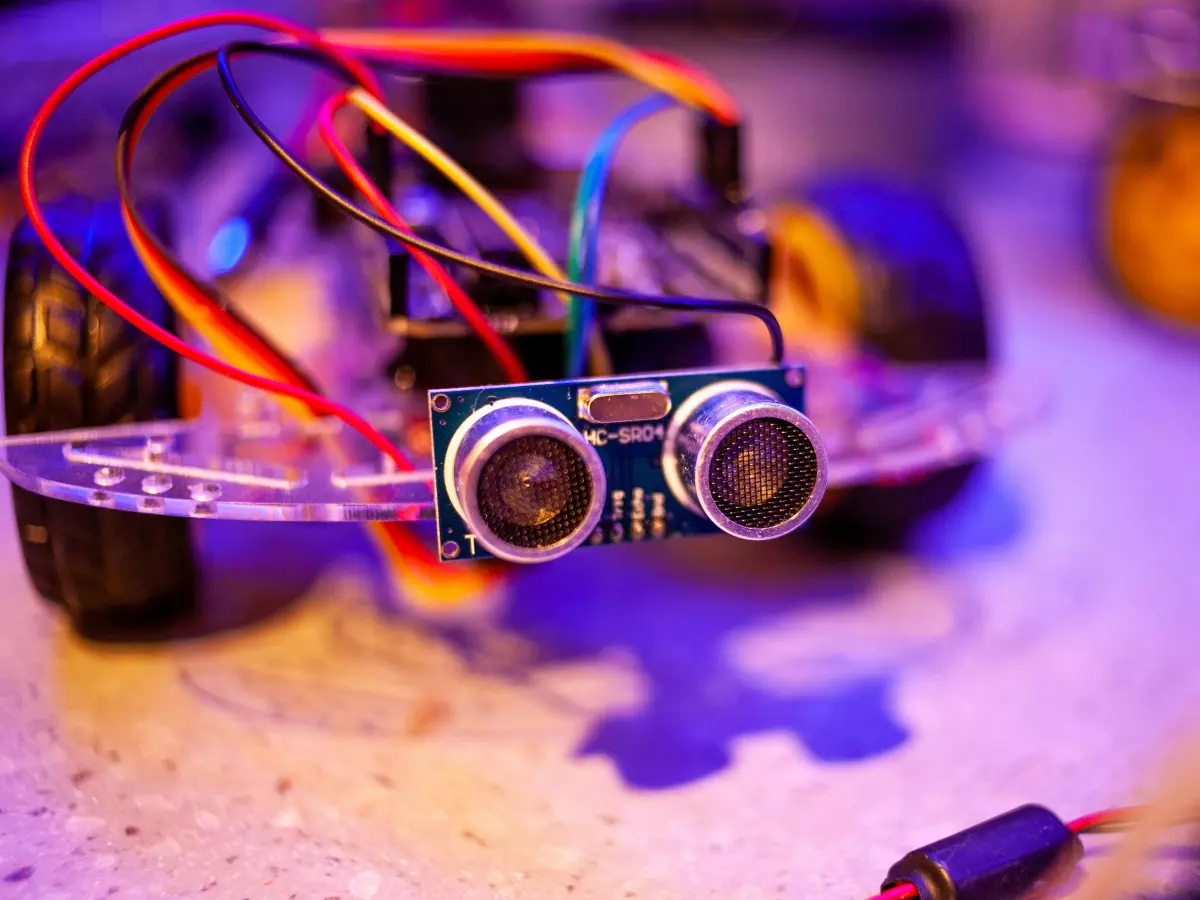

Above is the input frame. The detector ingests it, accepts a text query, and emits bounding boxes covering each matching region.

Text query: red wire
[858,806,1169,900]
[21,11,728,480]
[110,49,448,565]
[315,92,528,383]
[115,46,525,390]
[866,883,918,900]
[1066,806,1143,834]
[331,42,741,124]
[18,12,413,470]
[120,54,325,395]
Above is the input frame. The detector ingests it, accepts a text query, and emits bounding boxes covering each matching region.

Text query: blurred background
[0,1,1198,898]
[8,0,1200,329]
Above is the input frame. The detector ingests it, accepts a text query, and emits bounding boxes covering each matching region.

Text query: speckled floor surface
[2,11,1200,900]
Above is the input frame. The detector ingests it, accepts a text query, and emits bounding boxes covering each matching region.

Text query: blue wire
[568,93,677,377]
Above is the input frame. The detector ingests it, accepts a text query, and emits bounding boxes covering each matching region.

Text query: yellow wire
[120,30,726,600]
[322,29,740,124]
[347,87,614,375]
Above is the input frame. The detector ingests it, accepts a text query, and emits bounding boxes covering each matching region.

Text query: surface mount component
[429,366,827,563]
[577,380,671,424]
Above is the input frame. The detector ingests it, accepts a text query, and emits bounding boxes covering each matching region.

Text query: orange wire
[1067,807,1140,834]
[321,34,741,124]
[121,53,526,387]
[114,40,513,591]
[121,64,507,592]
[20,12,424,474]
[121,54,323,393]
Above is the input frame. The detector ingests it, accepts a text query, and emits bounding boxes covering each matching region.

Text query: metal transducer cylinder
[443,399,606,563]
[662,381,828,540]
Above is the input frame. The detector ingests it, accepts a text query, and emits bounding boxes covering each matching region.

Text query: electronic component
[441,398,607,563]
[882,805,1082,900]
[430,366,824,562]
[383,175,770,390]
[422,74,536,189]
[662,380,826,540]
[577,380,671,424]
[700,117,744,203]
[7,8,1019,632]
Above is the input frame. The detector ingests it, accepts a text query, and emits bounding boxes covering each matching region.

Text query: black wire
[115,48,325,394]
[213,40,786,365]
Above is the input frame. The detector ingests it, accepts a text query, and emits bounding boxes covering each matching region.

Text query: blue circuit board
[428,366,806,563]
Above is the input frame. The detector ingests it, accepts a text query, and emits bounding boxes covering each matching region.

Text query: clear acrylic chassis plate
[0,364,1043,523]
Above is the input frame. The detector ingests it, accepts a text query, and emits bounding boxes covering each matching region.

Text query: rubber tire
[4,199,197,639]
[799,175,991,542]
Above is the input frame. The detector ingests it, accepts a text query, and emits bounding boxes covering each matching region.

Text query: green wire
[564,168,596,378]
[564,94,676,377]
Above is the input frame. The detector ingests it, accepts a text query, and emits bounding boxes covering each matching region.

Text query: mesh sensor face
[664,382,828,540]
[476,436,593,549]
[444,399,606,563]
[709,418,821,530]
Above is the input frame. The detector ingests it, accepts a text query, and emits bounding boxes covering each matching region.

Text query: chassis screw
[142,474,173,495]
[144,436,171,461]
[189,482,221,502]
[393,366,416,391]
[94,467,125,487]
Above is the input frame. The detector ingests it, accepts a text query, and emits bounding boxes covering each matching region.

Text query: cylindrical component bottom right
[883,804,1082,900]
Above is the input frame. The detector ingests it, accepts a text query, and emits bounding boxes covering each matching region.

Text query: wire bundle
[19,9,781,602]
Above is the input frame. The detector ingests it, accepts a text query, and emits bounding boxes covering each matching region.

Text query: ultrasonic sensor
[662,381,828,540]
[443,399,606,563]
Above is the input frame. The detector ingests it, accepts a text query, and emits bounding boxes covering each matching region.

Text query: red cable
[864,805,1174,900]
[315,92,528,383]
[120,54,324,395]
[1066,806,1143,834]
[19,12,416,470]
[22,12,726,476]
[865,883,918,900]
[116,48,525,389]
[331,42,741,123]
